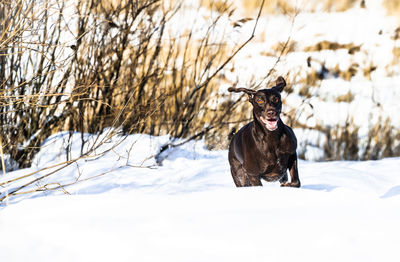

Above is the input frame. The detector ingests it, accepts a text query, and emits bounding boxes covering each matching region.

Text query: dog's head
[228,76,286,131]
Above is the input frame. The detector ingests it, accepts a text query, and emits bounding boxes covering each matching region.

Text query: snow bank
[1,132,400,261]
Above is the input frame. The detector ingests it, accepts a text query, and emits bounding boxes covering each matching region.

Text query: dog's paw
[280,181,301,188]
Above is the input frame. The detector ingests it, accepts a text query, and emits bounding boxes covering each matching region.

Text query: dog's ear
[228,87,256,99]
[271,76,286,93]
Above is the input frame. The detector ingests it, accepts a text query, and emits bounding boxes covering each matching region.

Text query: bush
[0,0,264,169]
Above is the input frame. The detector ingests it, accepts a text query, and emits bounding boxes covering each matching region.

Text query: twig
[0,161,74,202]
[155,125,215,165]
[0,136,8,205]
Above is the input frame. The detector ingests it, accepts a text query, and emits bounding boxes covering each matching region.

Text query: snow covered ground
[1,132,400,262]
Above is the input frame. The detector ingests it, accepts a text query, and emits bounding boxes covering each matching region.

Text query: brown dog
[228,77,300,187]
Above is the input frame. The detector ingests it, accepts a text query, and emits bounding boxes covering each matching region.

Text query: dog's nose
[266,109,276,119]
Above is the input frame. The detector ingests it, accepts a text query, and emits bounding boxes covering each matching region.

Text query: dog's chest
[260,147,282,173]
[250,138,290,175]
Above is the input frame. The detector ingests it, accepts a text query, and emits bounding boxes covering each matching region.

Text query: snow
[1,132,400,262]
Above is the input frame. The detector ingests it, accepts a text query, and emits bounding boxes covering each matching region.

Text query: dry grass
[200,0,233,13]
[241,0,295,15]
[335,91,354,103]
[1,0,266,168]
[262,40,297,56]
[200,0,359,16]
[319,0,359,12]
[240,0,359,15]
[393,46,400,65]
[383,0,400,17]
[304,41,361,53]
[362,117,400,160]
[323,121,360,160]
[363,63,377,80]
[207,0,400,20]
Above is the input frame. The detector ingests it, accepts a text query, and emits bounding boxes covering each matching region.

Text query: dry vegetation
[0,0,265,171]
[1,0,400,178]
[383,0,400,17]
[235,0,359,16]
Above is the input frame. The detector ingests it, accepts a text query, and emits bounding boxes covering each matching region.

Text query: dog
[227,76,300,187]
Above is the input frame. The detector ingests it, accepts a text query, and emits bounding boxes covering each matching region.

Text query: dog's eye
[256,99,264,105]
[271,97,279,103]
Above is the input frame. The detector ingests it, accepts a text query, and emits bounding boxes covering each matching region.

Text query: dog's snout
[266,109,276,119]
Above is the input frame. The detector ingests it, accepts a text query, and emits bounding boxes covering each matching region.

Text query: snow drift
[1,132,400,262]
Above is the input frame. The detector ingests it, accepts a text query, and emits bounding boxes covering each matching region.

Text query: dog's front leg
[233,168,262,187]
[279,172,288,185]
[248,174,262,186]
[281,153,301,188]
[230,162,250,187]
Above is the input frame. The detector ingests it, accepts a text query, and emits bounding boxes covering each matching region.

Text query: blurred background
[1,0,399,170]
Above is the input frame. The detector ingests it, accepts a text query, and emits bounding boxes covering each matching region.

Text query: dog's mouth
[260,116,278,131]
